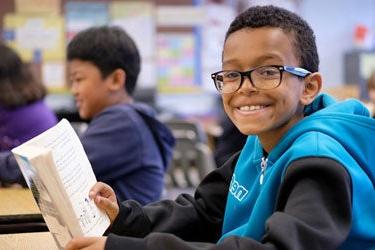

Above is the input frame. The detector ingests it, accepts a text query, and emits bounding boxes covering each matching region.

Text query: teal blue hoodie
[220,94,375,249]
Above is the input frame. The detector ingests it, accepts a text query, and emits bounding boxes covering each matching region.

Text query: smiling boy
[66,6,375,250]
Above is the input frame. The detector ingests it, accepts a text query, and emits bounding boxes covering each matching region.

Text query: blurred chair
[164,119,216,192]
[133,87,157,109]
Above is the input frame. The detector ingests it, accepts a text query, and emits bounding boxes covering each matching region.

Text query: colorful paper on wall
[65,2,109,42]
[3,14,65,62]
[157,33,199,93]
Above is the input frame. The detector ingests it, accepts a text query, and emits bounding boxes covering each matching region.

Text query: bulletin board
[3,14,65,62]
[157,32,196,92]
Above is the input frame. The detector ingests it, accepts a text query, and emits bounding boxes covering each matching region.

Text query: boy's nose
[70,84,78,95]
[239,76,257,92]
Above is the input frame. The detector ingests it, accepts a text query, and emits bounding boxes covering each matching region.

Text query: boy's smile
[68,60,113,120]
[221,27,307,152]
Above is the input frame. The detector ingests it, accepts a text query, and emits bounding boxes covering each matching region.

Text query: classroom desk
[0,232,57,250]
[0,188,39,216]
[0,188,47,233]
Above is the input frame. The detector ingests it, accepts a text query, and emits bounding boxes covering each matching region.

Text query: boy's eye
[71,77,83,83]
[69,77,83,88]
[257,67,279,78]
[224,71,240,80]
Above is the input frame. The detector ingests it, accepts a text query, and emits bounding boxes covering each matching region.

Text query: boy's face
[68,59,113,119]
[221,27,308,148]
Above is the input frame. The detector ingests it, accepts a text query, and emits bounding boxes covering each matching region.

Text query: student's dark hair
[67,25,140,95]
[225,5,319,73]
[0,44,46,108]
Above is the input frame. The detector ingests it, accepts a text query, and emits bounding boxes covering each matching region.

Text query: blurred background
[0,0,374,124]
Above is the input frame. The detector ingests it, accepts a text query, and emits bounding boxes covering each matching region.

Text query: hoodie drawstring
[260,157,268,185]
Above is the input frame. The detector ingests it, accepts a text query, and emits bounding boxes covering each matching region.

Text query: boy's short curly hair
[67,26,140,95]
[225,5,319,73]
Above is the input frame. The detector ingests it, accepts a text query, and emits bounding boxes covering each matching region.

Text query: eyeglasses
[211,65,311,94]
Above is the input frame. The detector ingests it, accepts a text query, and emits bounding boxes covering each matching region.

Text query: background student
[66,5,375,250]
[67,26,175,204]
[0,43,57,186]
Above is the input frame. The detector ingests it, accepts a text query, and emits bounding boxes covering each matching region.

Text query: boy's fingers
[65,237,97,249]
[95,195,117,211]
[89,182,109,199]
[95,196,119,222]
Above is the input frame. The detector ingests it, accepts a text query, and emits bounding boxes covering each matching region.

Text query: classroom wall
[301,0,375,87]
[1,0,375,117]
[2,0,374,89]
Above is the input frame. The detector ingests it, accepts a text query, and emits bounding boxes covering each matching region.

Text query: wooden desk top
[0,232,57,250]
[0,188,40,216]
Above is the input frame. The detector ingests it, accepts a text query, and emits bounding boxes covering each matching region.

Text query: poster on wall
[65,2,109,42]
[3,14,65,62]
[157,32,200,93]
[3,14,66,90]
[110,1,155,59]
[201,3,236,92]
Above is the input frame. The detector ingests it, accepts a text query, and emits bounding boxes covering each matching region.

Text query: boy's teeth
[239,105,263,111]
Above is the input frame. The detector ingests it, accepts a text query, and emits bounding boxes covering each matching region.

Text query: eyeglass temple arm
[283,66,311,77]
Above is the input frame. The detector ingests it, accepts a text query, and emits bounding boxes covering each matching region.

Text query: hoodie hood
[131,103,175,170]
[271,93,375,186]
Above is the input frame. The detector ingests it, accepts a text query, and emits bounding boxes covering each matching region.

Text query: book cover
[12,119,110,249]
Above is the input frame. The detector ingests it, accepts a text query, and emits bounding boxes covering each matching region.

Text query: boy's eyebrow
[255,54,283,62]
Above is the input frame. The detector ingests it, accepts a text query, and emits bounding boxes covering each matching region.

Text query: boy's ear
[107,69,126,91]
[301,72,322,105]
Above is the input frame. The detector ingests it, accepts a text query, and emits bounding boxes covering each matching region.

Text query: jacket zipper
[259,157,268,185]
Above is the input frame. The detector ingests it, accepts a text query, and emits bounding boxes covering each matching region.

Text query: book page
[13,119,110,236]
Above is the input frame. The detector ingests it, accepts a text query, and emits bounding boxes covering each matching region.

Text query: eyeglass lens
[214,66,282,93]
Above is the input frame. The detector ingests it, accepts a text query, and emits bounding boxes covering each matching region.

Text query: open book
[11,119,110,249]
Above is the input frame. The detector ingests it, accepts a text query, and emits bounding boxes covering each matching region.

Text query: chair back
[164,119,216,189]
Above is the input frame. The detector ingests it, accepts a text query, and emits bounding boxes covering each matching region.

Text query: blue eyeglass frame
[282,66,311,77]
[211,65,312,92]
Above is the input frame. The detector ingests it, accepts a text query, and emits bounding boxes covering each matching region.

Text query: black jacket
[105,152,352,250]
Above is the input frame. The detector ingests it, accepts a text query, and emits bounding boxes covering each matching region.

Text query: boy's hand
[89,182,119,223]
[65,236,106,250]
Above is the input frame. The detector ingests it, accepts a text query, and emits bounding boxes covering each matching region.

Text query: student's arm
[0,151,24,185]
[80,107,144,180]
[102,157,351,250]
[108,152,239,242]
